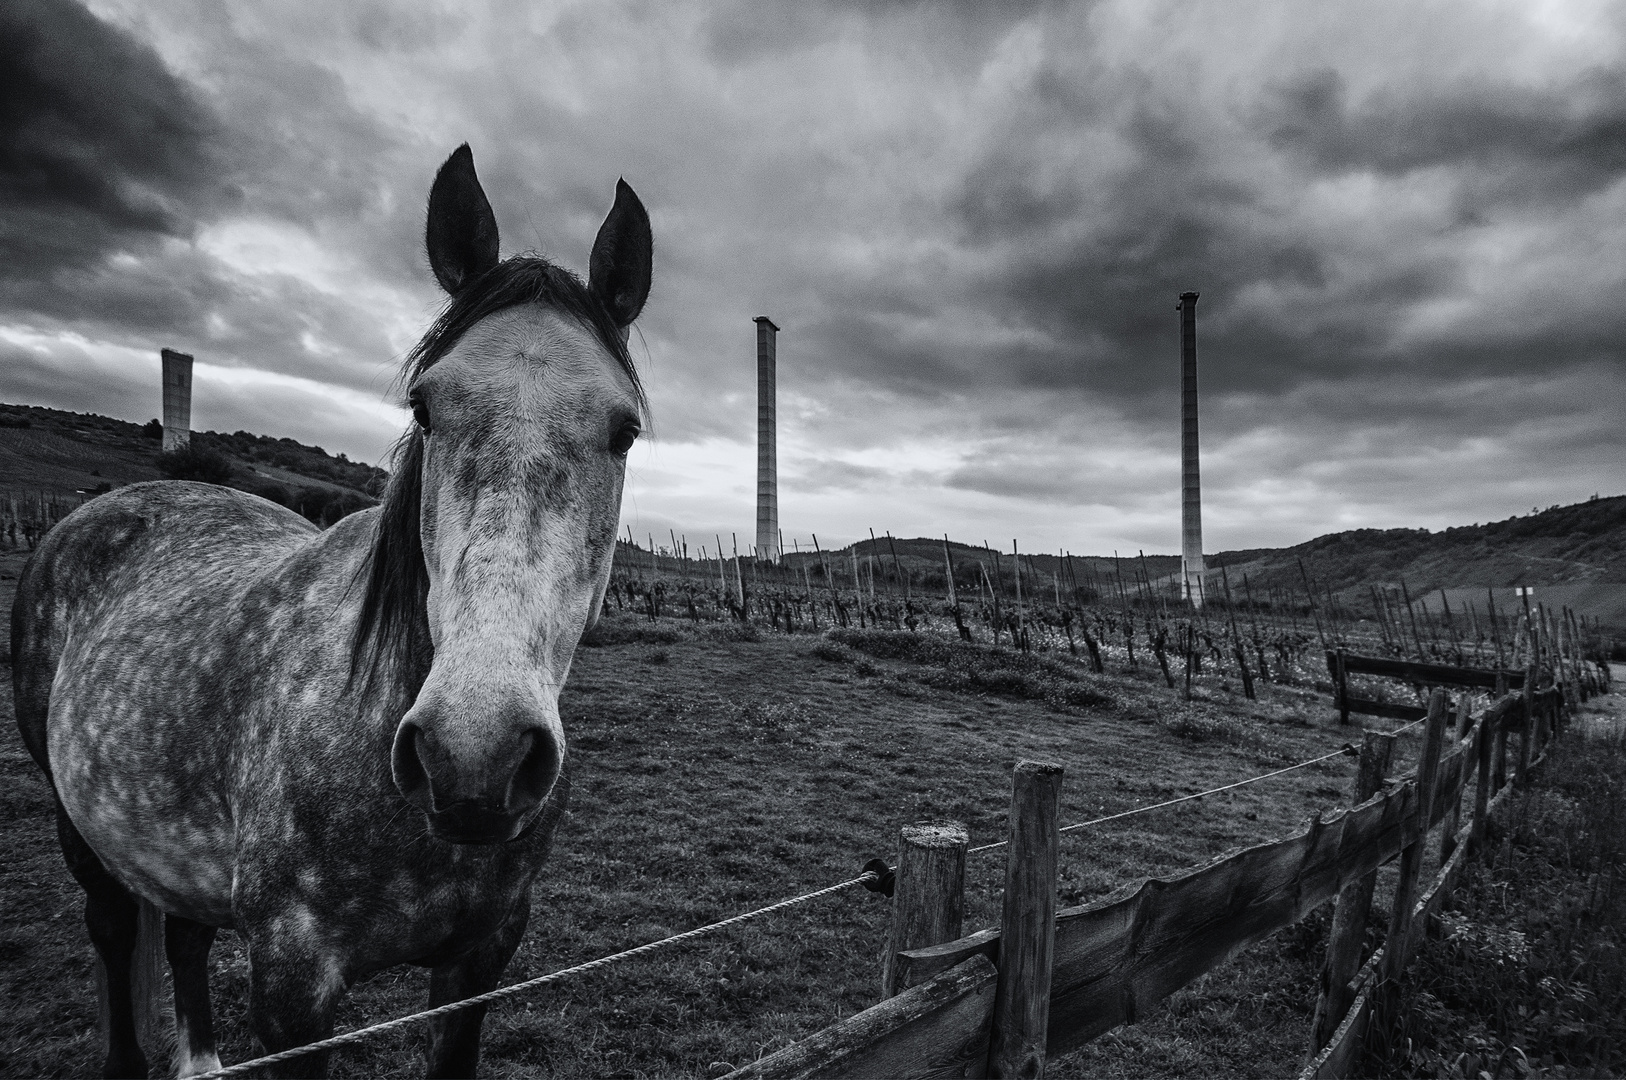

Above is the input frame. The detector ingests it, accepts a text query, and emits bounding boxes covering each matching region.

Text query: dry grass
[0,590,1474,1079]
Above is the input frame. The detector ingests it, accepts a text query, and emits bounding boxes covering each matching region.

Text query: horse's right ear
[426,144,499,295]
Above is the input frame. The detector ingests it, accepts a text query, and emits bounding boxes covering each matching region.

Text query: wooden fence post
[1336,650,1350,726]
[884,821,970,999]
[1437,700,1474,907]
[1381,689,1448,983]
[97,896,166,1067]
[1472,704,1495,863]
[1308,729,1396,1055]
[1492,710,1509,797]
[988,761,1063,1080]
[1516,664,1535,788]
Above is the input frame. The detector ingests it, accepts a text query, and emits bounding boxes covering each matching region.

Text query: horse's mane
[348,256,645,696]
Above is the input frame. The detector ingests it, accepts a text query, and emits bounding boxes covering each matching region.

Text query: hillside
[4,399,1622,625]
[0,402,385,527]
[1210,495,1626,591]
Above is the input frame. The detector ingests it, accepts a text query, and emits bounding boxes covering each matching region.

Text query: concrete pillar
[161,348,193,452]
[754,316,779,564]
[1177,293,1204,607]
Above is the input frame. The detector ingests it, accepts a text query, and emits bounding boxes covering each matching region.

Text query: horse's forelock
[348,255,645,695]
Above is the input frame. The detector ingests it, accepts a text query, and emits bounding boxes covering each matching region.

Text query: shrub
[141,419,162,439]
[824,627,1113,710]
[810,641,853,663]
[156,443,233,485]
[1164,712,1253,745]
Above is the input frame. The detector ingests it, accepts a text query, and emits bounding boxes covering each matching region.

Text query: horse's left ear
[426,144,500,295]
[589,179,652,328]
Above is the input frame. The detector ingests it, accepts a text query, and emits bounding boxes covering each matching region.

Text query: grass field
[1,541,1543,1079]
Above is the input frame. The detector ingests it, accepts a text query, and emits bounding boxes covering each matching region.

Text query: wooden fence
[724,680,1569,1079]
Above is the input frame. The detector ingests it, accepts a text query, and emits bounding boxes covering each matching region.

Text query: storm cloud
[1,0,1622,555]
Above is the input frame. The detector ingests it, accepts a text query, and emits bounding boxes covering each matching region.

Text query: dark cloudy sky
[3,0,1623,555]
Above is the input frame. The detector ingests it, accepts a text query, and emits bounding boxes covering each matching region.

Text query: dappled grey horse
[12,144,651,1078]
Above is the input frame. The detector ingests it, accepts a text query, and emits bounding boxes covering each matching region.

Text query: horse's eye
[610,423,639,456]
[410,395,431,434]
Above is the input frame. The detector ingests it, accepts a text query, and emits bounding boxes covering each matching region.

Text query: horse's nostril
[507,728,561,813]
[390,722,431,807]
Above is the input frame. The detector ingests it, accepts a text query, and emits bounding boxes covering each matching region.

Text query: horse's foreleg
[243,932,349,1079]
[56,805,149,1080]
[164,915,220,1077]
[425,897,531,1079]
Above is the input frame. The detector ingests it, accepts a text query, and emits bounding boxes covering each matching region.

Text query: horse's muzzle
[390,717,562,845]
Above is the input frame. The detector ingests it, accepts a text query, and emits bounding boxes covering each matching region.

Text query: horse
[11,143,651,1078]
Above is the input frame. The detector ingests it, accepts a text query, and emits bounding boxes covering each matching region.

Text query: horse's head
[369,144,650,844]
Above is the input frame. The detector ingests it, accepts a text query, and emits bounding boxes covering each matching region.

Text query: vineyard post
[1309,728,1396,1055]
[1400,579,1423,660]
[1381,689,1448,984]
[1487,588,1505,670]
[988,761,1062,1080]
[1297,559,1327,652]
[882,822,970,999]
[1243,573,1268,681]
[851,544,863,628]
[1011,540,1026,648]
[1219,566,1254,699]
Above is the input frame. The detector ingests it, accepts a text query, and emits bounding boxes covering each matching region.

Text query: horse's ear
[426,144,499,295]
[588,178,652,327]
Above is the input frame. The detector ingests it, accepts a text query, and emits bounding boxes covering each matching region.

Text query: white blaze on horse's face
[389,144,650,845]
[395,308,635,843]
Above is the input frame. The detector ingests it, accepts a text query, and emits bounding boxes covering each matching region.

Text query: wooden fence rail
[727,680,1568,1080]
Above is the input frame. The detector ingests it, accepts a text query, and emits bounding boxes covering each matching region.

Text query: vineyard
[600,535,1619,696]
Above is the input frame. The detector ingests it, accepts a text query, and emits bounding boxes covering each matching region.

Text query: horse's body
[12,145,651,1078]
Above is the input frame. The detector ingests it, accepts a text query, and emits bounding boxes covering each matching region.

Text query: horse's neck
[305,507,434,710]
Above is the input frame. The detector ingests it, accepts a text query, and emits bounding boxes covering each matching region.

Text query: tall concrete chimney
[754,316,780,563]
[161,348,194,452]
[1177,292,1204,607]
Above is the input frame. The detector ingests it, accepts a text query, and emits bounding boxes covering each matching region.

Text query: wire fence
[188,731,1374,1078]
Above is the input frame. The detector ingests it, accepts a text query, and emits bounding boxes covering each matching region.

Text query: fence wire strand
[190,712,1430,1075]
[968,743,1358,856]
[191,871,878,1080]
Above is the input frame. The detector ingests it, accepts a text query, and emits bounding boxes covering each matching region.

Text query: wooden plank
[1307,725,1546,1079]
[722,956,998,1080]
[1043,775,1435,1055]
[1328,650,1525,690]
[894,698,1515,1060]
[1341,696,1427,722]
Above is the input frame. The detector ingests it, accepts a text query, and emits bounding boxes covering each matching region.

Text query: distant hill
[1209,496,1626,591]
[0,402,386,527]
[6,400,1621,629]
[644,498,1626,632]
